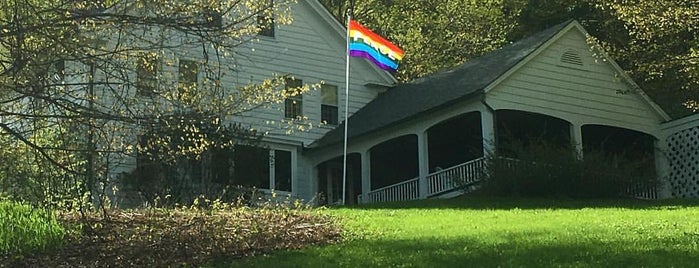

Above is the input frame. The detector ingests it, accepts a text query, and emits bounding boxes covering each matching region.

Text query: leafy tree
[0,0,302,207]
[592,0,699,117]
[320,0,522,82]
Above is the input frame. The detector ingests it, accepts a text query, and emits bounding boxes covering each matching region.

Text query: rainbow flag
[348,19,404,72]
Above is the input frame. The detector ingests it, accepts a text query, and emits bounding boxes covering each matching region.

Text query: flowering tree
[0,0,302,207]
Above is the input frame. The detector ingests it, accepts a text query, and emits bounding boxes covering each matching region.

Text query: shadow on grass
[215,233,699,267]
[341,196,699,210]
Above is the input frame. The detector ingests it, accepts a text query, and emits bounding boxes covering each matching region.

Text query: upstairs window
[321,84,339,125]
[257,0,275,37]
[284,77,303,119]
[52,59,65,82]
[177,59,198,96]
[136,53,159,96]
[200,9,222,28]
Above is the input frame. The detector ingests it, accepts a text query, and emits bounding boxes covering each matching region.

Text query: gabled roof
[309,20,573,149]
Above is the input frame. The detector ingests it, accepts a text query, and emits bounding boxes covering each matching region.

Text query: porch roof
[308,20,572,150]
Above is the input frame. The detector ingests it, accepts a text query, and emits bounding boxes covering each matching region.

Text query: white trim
[269,149,276,190]
[661,112,699,131]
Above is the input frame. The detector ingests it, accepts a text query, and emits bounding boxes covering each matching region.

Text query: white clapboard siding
[486,28,664,136]
[227,0,388,146]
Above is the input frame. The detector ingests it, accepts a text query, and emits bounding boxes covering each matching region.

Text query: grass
[0,201,65,257]
[216,197,699,267]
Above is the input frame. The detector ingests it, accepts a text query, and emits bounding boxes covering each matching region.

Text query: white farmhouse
[101,0,699,206]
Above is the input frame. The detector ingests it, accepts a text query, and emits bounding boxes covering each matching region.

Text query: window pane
[321,84,338,105]
[284,78,303,118]
[321,84,338,124]
[178,59,198,93]
[257,0,275,37]
[274,150,291,192]
[285,98,302,119]
[321,104,339,125]
[285,77,303,95]
[233,145,270,189]
[137,53,158,96]
[201,10,222,28]
[257,15,275,37]
[210,148,233,184]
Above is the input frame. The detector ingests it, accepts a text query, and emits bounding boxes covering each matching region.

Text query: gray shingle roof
[308,20,572,150]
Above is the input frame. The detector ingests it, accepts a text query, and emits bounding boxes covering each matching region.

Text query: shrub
[0,201,65,257]
[479,141,658,198]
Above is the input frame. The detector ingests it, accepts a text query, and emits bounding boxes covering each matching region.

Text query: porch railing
[361,157,487,204]
[365,177,420,203]
[627,182,658,199]
[426,157,486,196]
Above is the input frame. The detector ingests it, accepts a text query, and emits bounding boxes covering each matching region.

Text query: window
[210,147,233,184]
[274,150,292,191]
[257,0,275,37]
[284,78,303,119]
[136,135,159,183]
[233,145,270,188]
[321,84,339,125]
[200,9,222,28]
[52,59,65,81]
[136,53,159,96]
[177,59,198,96]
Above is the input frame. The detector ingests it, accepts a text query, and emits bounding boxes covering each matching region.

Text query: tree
[0,0,302,207]
[319,0,523,82]
[591,1,699,117]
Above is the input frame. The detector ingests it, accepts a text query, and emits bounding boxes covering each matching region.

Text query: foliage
[592,0,699,116]
[479,140,658,198]
[122,110,267,204]
[322,0,699,116]
[220,197,699,267]
[319,0,522,82]
[0,201,65,257]
[3,202,341,267]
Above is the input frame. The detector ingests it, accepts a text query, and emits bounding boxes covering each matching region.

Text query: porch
[310,107,664,205]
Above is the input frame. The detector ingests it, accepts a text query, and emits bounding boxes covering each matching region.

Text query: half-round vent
[560,48,583,66]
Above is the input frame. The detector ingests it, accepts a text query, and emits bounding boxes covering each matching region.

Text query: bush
[0,201,65,256]
[480,141,658,198]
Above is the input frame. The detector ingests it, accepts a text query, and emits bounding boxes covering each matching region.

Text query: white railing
[627,182,658,200]
[427,157,486,196]
[365,177,420,203]
[361,157,488,204]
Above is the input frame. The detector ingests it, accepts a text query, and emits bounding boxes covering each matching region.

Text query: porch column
[480,108,496,156]
[570,123,583,159]
[360,150,371,203]
[417,131,429,199]
[654,137,672,199]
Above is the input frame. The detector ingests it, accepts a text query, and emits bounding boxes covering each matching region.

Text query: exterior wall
[99,0,394,203]
[486,28,665,138]
[231,0,391,146]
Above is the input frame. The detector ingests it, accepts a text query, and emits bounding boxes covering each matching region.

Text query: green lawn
[215,197,699,267]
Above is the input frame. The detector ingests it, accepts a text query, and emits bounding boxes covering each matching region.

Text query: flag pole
[342,13,351,206]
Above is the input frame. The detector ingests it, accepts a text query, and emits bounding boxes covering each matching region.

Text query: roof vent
[560,48,583,66]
